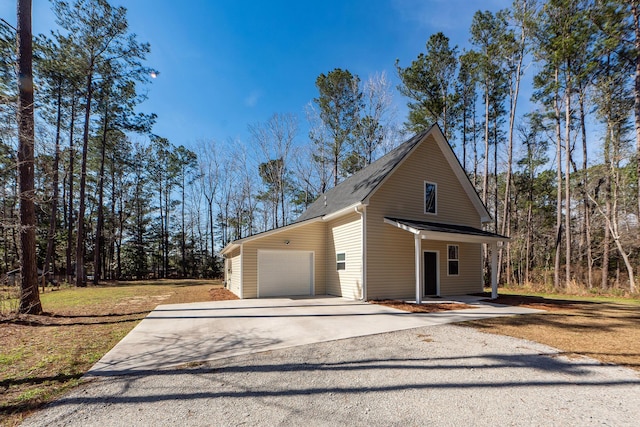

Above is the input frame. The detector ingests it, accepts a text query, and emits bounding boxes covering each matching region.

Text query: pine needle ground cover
[0,279,231,426]
[370,300,475,312]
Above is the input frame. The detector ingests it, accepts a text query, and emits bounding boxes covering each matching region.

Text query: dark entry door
[424,252,437,296]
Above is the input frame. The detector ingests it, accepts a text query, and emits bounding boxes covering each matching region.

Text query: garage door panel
[258,250,313,297]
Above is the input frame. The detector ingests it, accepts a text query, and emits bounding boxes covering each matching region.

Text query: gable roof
[296,124,491,223]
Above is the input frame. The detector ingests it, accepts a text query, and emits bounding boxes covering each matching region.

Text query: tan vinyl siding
[366,224,416,300]
[421,240,482,295]
[366,135,483,299]
[368,134,481,228]
[326,212,362,298]
[241,221,326,298]
[226,248,242,298]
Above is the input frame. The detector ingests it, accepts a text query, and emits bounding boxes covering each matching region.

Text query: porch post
[491,242,498,299]
[415,234,421,304]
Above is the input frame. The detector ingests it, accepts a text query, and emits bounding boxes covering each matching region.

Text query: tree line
[394,0,639,293]
[0,0,397,300]
[2,0,639,314]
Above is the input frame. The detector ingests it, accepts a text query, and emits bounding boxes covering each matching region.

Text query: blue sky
[2,0,513,149]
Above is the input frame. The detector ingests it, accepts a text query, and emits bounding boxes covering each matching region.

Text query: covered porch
[384,217,510,303]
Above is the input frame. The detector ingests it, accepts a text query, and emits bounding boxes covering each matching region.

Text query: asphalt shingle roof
[384,217,508,240]
[296,127,433,222]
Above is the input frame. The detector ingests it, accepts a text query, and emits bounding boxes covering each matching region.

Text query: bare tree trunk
[109,157,117,280]
[613,241,636,292]
[208,197,214,273]
[554,67,563,290]
[17,0,42,314]
[579,93,593,288]
[473,112,478,187]
[158,183,165,278]
[116,181,124,279]
[164,176,170,276]
[493,115,498,234]
[76,63,94,287]
[66,95,76,284]
[503,6,527,285]
[632,2,640,231]
[462,97,467,172]
[333,150,339,188]
[611,126,636,292]
[181,173,186,277]
[602,130,612,290]
[589,188,635,292]
[564,70,572,287]
[482,89,490,205]
[525,198,533,285]
[44,80,63,290]
[94,101,109,285]
[280,176,286,227]
[2,197,9,272]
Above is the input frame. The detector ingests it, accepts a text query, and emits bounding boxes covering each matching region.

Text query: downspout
[239,244,244,299]
[355,206,367,301]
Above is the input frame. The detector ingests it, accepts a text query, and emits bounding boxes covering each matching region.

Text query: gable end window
[447,245,459,276]
[424,182,437,214]
[336,252,346,271]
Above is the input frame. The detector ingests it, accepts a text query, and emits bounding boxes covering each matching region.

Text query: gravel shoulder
[22,324,640,427]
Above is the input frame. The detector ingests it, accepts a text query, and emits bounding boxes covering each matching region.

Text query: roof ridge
[295,126,434,222]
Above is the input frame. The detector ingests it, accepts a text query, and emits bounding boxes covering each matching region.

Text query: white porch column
[491,242,498,299]
[415,234,422,304]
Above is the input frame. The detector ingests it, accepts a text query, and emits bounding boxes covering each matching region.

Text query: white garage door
[258,250,314,297]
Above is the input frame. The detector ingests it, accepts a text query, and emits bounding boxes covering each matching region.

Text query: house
[221,125,508,302]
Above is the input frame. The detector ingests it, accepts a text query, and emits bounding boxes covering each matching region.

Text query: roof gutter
[322,202,366,222]
[220,242,240,256]
[220,217,324,255]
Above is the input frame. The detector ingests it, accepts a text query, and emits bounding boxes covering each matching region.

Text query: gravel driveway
[22,324,640,426]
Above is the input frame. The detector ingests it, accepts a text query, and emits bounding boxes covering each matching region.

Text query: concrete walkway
[88,296,542,376]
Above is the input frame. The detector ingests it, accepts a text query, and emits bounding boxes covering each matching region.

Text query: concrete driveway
[88,296,540,376]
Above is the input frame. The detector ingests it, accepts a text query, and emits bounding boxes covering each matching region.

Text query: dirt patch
[481,295,592,311]
[209,288,239,301]
[370,300,475,313]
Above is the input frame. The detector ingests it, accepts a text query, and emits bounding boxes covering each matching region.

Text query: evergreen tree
[470,9,510,211]
[313,68,363,187]
[396,32,459,138]
[52,0,150,286]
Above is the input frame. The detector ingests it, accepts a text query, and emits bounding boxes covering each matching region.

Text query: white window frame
[336,252,346,271]
[424,181,437,215]
[447,245,459,276]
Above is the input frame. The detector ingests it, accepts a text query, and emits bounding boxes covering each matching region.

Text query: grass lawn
[464,289,640,372]
[0,279,230,427]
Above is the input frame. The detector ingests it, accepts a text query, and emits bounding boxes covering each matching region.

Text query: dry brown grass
[0,279,228,427]
[370,299,475,313]
[466,294,640,372]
